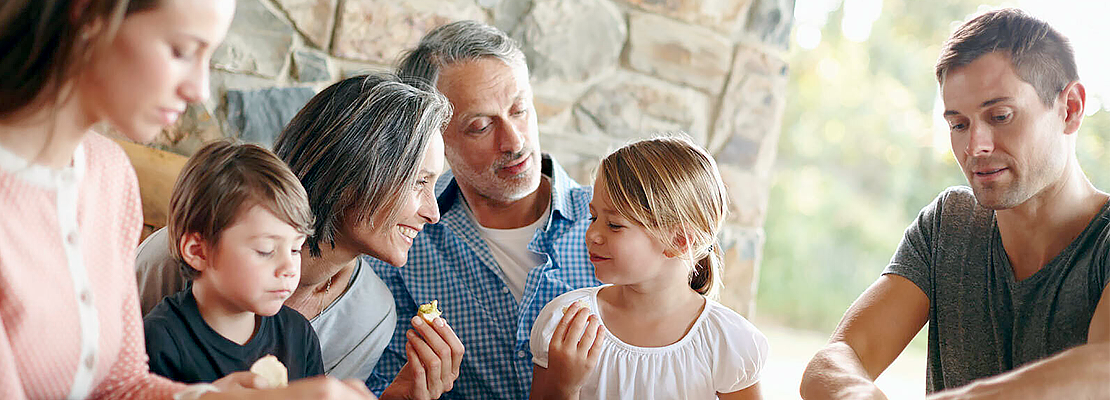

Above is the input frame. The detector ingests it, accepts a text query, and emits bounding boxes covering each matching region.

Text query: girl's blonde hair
[599,135,729,299]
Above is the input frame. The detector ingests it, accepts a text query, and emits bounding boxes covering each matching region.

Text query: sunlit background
[755,1,1109,398]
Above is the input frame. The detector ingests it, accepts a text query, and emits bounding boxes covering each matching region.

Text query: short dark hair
[936,8,1078,106]
[272,73,451,257]
[168,140,314,280]
[396,20,525,87]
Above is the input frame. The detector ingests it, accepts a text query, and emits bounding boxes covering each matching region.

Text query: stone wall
[147,0,795,317]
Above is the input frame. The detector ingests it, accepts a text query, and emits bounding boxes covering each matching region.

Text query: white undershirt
[465,202,551,301]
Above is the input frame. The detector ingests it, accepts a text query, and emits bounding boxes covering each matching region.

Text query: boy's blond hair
[599,135,729,299]
[167,140,314,280]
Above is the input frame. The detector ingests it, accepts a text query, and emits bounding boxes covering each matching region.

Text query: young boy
[143,140,323,384]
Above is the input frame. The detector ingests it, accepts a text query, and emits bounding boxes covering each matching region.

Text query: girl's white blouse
[531,285,769,399]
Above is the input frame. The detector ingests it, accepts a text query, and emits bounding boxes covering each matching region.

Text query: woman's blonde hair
[599,135,729,299]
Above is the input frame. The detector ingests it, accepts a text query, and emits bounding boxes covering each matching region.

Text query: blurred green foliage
[758,0,1110,335]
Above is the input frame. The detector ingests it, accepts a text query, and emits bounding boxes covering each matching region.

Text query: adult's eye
[467,122,491,134]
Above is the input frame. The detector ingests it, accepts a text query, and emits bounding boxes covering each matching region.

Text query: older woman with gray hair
[135,73,465,399]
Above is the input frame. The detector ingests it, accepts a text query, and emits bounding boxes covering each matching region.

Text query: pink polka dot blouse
[0,133,184,399]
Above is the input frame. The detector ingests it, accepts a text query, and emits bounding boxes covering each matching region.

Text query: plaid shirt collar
[434,153,587,229]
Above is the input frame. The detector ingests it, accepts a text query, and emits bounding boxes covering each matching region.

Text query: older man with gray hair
[366,21,600,400]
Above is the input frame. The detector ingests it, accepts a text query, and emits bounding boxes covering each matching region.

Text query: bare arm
[531,365,579,400]
[925,342,1109,400]
[799,275,930,400]
[199,376,378,400]
[718,382,763,400]
[926,282,1110,400]
[1089,282,1110,343]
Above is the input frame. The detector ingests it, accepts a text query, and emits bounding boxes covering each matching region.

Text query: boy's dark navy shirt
[143,287,323,383]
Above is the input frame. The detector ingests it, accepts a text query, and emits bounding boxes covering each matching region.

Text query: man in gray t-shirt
[801,9,1109,400]
[887,186,1107,392]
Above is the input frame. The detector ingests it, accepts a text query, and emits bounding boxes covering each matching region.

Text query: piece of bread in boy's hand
[249,354,288,388]
[561,299,589,314]
[418,299,442,323]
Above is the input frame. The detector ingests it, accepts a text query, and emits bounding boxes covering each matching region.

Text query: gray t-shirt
[884,186,1109,392]
[134,227,397,381]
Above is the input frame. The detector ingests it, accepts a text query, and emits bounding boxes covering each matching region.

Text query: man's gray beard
[478,171,540,203]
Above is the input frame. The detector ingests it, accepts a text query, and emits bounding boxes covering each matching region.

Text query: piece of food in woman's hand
[250,354,288,388]
[561,299,589,314]
[418,300,442,322]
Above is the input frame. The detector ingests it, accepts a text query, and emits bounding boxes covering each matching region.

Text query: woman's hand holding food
[380,301,465,400]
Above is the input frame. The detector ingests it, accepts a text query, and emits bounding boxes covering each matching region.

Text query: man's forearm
[928,342,1110,400]
[800,342,889,400]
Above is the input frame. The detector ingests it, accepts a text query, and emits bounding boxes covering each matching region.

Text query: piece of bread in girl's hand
[418,300,442,323]
[249,354,288,388]
[561,299,589,314]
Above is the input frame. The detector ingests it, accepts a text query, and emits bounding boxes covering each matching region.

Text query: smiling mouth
[397,225,419,240]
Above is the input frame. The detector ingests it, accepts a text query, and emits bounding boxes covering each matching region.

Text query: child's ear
[664,229,690,259]
[179,232,211,271]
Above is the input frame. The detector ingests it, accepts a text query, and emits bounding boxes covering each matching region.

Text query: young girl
[529,136,769,399]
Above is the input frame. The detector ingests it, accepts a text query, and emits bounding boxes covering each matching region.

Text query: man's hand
[534,300,604,400]
[380,315,465,400]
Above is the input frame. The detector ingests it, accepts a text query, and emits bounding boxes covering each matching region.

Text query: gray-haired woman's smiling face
[343,132,445,267]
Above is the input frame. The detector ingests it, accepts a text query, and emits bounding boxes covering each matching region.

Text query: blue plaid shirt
[366,155,600,399]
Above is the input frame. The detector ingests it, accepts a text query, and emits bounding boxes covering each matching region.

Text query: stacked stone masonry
[147,0,794,317]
